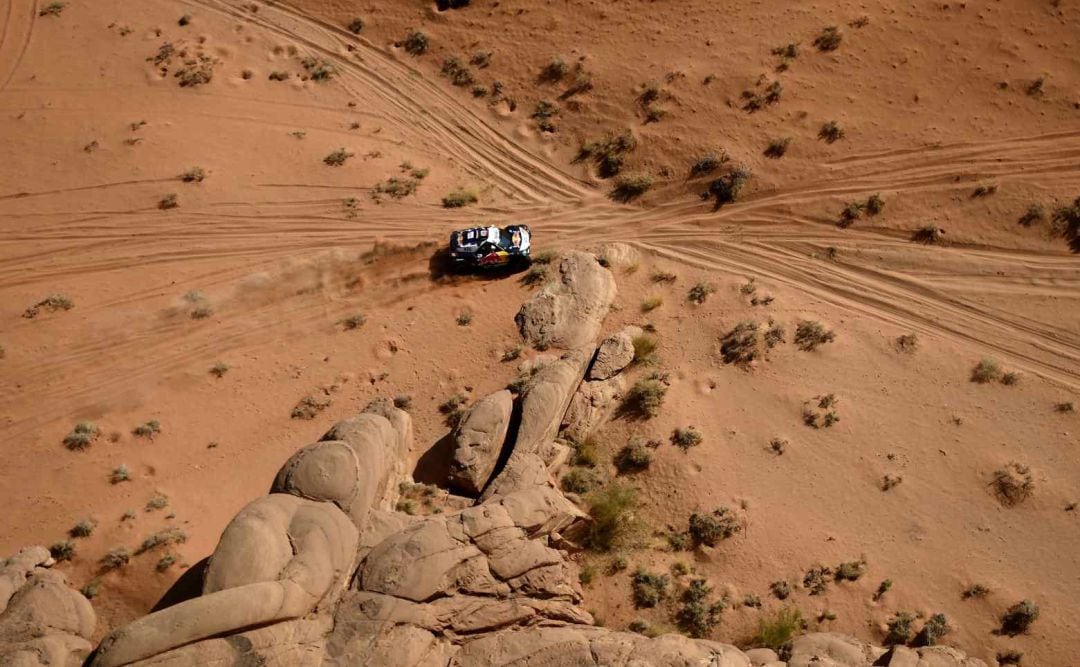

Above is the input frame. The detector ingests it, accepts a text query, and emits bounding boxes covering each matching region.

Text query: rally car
[448,224,531,268]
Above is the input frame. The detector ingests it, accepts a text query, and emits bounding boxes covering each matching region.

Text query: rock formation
[0,252,989,667]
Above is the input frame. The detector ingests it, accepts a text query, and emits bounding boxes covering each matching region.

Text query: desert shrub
[651,269,677,283]
[631,335,657,365]
[1055,401,1075,413]
[100,548,131,571]
[667,532,692,551]
[772,43,798,59]
[803,565,832,595]
[1050,197,1080,249]
[292,393,330,420]
[962,583,990,600]
[40,2,65,16]
[912,224,945,244]
[1000,600,1039,636]
[706,166,751,206]
[156,553,178,572]
[671,561,691,576]
[395,499,417,515]
[456,311,473,326]
[145,492,169,511]
[676,578,725,638]
[324,148,353,167]
[770,580,792,600]
[341,314,366,330]
[687,282,715,304]
[50,541,75,561]
[561,467,602,494]
[631,569,670,607]
[210,361,230,377]
[764,137,791,158]
[402,31,428,55]
[577,131,637,178]
[347,17,364,33]
[1018,204,1045,227]
[612,174,653,202]
[158,193,179,210]
[1026,77,1045,96]
[390,395,412,411]
[81,579,101,599]
[69,519,97,538]
[1001,371,1020,386]
[914,613,950,646]
[760,323,783,349]
[607,556,629,574]
[720,321,761,365]
[819,120,844,143]
[641,296,663,312]
[972,183,998,198]
[578,564,596,585]
[991,462,1033,507]
[881,474,903,491]
[838,201,863,228]
[671,426,702,450]
[571,436,600,467]
[813,26,842,51]
[531,99,559,131]
[997,651,1023,665]
[132,419,161,439]
[769,437,787,455]
[794,321,835,351]
[622,376,667,418]
[614,441,652,474]
[111,465,131,484]
[540,56,570,82]
[743,593,762,608]
[754,607,803,650]
[501,345,523,362]
[874,579,893,601]
[268,71,289,81]
[688,507,741,546]
[64,422,100,451]
[834,559,866,582]
[181,167,205,183]
[136,527,187,555]
[520,265,547,286]
[690,152,728,176]
[439,393,469,427]
[971,358,1001,383]
[442,189,478,208]
[440,57,475,87]
[885,611,916,645]
[584,482,642,552]
[895,333,919,353]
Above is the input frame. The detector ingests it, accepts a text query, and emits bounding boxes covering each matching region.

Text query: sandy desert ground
[0,0,1078,663]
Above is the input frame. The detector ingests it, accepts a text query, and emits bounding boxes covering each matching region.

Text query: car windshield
[499,228,515,248]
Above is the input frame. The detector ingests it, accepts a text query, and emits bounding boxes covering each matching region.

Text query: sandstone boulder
[516,251,616,350]
[561,374,625,444]
[448,390,513,495]
[591,242,640,270]
[589,325,641,381]
[513,346,592,460]
[878,645,990,667]
[787,632,886,667]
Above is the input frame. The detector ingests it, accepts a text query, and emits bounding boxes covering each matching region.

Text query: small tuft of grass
[291,393,331,420]
[100,547,131,571]
[881,474,903,491]
[132,419,162,439]
[834,558,867,582]
[972,183,998,198]
[268,71,289,81]
[570,437,600,467]
[963,583,990,600]
[341,313,366,330]
[612,174,653,202]
[520,264,547,286]
[584,481,643,552]
[502,345,523,362]
[560,467,602,494]
[991,462,1033,507]
[997,651,1024,666]
[671,426,702,450]
[971,358,1002,383]
[576,130,637,178]
[145,492,169,511]
[39,2,66,17]
[895,333,919,353]
[324,148,353,166]
[621,376,667,419]
[111,464,131,484]
[874,579,893,601]
[158,194,179,210]
[705,166,751,207]
[885,611,916,645]
[912,224,945,244]
[540,56,570,82]
[81,579,101,599]
[439,392,469,427]
[1000,600,1039,636]
[865,193,885,216]
[770,580,792,600]
[794,320,835,351]
[631,569,671,608]
[764,137,791,158]
[210,361,230,377]
[690,152,728,176]
[156,553,178,572]
[614,440,652,474]
[675,578,725,638]
[641,296,663,312]
[813,26,842,51]
[50,540,76,561]
[754,607,803,650]
[64,422,100,451]
[347,18,364,34]
[631,335,657,364]
[69,518,97,538]
[402,31,428,55]
[180,167,206,183]
[819,120,844,143]
[687,282,715,304]
[442,188,478,208]
[651,269,677,283]
[135,527,187,555]
[688,507,741,545]
[1054,401,1075,413]
[803,565,832,595]
[456,311,473,326]
[720,321,762,365]
[1019,204,1046,227]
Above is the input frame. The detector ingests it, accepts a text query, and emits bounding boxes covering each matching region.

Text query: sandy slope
[0,0,1078,662]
